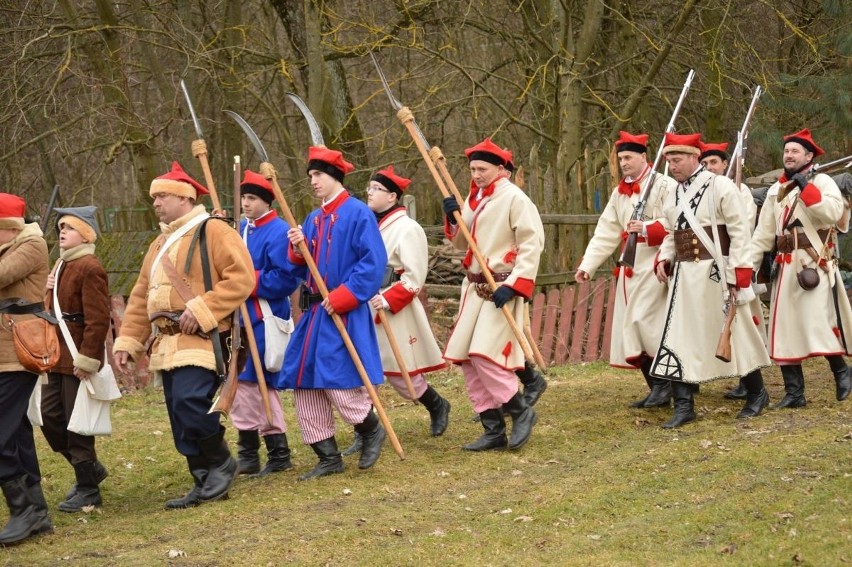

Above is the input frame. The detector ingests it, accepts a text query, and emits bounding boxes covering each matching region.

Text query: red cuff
[653,253,671,276]
[735,267,753,289]
[288,244,306,265]
[383,284,416,314]
[327,285,359,314]
[511,277,535,300]
[645,221,668,247]
[799,183,821,207]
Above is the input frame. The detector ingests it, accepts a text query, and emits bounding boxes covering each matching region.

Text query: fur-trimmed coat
[113,205,255,373]
[0,223,50,373]
[46,246,111,375]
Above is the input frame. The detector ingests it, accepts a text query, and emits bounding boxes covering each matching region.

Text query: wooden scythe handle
[258,161,405,460]
[376,309,418,400]
[394,107,536,365]
[192,139,274,427]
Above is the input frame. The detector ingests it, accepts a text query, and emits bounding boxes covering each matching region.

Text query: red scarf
[617,164,651,196]
[467,178,499,210]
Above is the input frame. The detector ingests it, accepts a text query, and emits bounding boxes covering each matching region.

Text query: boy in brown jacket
[43,206,111,513]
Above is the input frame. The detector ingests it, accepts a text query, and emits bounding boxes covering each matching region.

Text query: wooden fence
[108,276,617,390]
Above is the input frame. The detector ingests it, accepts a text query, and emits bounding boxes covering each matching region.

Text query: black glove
[442,196,461,225]
[792,173,809,190]
[492,285,518,308]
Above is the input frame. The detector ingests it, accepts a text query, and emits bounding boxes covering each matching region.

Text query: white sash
[150,212,209,279]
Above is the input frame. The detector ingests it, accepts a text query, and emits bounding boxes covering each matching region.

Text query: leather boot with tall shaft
[418,385,451,436]
[59,461,102,512]
[643,378,673,408]
[661,382,697,429]
[64,459,108,500]
[463,408,508,451]
[197,428,237,502]
[630,360,655,408]
[503,392,538,449]
[0,475,49,545]
[354,409,386,470]
[298,437,344,481]
[251,434,293,477]
[340,433,362,457]
[26,483,52,535]
[832,366,851,401]
[772,365,806,409]
[236,430,260,474]
[165,455,207,509]
[516,362,548,407]
[737,370,770,419]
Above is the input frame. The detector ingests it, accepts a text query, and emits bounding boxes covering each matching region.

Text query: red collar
[249,209,277,228]
[468,177,504,210]
[321,189,349,215]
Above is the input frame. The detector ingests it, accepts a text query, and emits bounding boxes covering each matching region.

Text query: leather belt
[466,271,511,284]
[299,285,323,310]
[776,228,830,254]
[673,225,730,263]
[149,310,210,339]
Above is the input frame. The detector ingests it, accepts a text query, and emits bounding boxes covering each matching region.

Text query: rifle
[715,130,746,362]
[725,86,762,179]
[40,184,61,233]
[620,69,696,267]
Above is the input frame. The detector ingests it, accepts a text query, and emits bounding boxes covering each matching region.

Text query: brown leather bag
[4,315,60,373]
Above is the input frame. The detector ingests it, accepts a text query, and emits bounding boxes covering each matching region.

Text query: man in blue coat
[232,170,300,477]
[284,146,388,480]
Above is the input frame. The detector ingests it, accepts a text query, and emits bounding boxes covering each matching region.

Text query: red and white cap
[662,133,702,155]
[149,161,209,199]
[0,193,26,230]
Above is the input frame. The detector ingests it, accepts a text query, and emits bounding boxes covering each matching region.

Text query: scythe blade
[286,93,325,147]
[224,110,270,164]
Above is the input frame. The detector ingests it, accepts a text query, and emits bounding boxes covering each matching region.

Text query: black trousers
[0,371,41,484]
[161,366,223,456]
[40,372,97,465]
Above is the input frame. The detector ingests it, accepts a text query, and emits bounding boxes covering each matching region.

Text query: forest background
[1,0,850,273]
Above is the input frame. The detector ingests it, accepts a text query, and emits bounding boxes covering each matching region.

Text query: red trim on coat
[799,183,821,207]
[645,221,668,247]
[327,284,358,314]
[510,277,535,300]
[288,244,306,265]
[383,283,416,314]
[383,361,447,377]
[735,267,753,289]
[252,269,261,296]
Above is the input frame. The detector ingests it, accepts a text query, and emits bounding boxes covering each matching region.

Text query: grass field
[1,361,849,566]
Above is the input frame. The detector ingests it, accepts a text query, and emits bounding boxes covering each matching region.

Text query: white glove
[734,284,756,305]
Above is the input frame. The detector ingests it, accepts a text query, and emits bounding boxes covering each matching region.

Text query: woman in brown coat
[42,206,111,513]
[0,193,52,545]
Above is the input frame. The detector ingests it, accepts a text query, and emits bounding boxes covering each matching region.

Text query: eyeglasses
[366,185,391,194]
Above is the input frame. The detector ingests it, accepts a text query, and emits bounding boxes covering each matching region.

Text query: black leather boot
[772,365,806,409]
[197,428,237,502]
[64,459,108,500]
[642,378,672,408]
[832,366,851,401]
[355,409,386,470]
[340,432,362,457]
[724,378,748,400]
[165,456,207,509]
[630,360,654,408]
[58,461,102,512]
[463,408,508,451]
[0,475,47,545]
[503,392,538,449]
[236,430,261,475]
[516,362,548,407]
[418,385,451,436]
[252,434,293,477]
[737,370,770,419]
[26,482,53,535]
[298,437,344,481]
[661,382,697,429]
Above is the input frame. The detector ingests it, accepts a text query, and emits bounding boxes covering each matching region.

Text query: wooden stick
[523,302,548,372]
[192,142,274,427]
[376,309,418,400]
[258,161,405,460]
[395,107,535,364]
